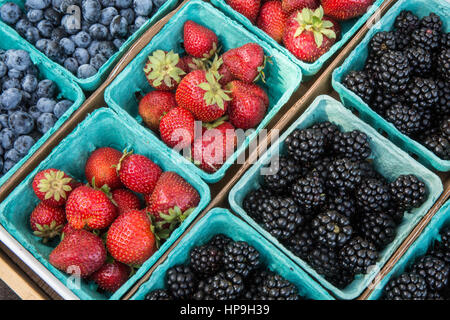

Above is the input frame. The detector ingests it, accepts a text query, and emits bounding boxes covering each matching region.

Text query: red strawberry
[66,185,118,230]
[257,1,288,43]
[183,21,219,59]
[85,147,123,190]
[209,55,236,86]
[30,202,66,243]
[91,261,131,292]
[222,43,266,83]
[32,169,80,207]
[226,0,261,23]
[283,6,339,62]
[49,229,106,278]
[159,107,195,150]
[281,0,318,14]
[322,0,375,21]
[116,151,162,194]
[143,50,187,91]
[112,189,141,215]
[138,91,177,132]
[192,121,237,173]
[106,210,156,265]
[175,70,231,123]
[182,55,207,73]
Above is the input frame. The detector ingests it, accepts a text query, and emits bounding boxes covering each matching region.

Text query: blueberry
[24,26,41,44]
[21,75,38,93]
[5,50,32,72]
[99,7,117,26]
[113,38,125,49]
[51,0,64,11]
[63,57,78,74]
[77,63,96,78]
[44,40,64,62]
[26,0,51,9]
[21,91,32,104]
[73,47,90,65]
[3,159,16,173]
[36,97,56,113]
[1,2,22,25]
[61,13,81,35]
[73,31,92,48]
[152,0,166,8]
[26,9,43,22]
[90,53,106,70]
[8,111,34,135]
[0,50,6,62]
[14,135,35,155]
[133,0,152,16]
[100,0,115,7]
[44,7,61,25]
[1,88,23,110]
[0,145,3,156]
[0,128,16,149]
[109,15,128,38]
[59,37,76,55]
[2,78,21,90]
[115,0,132,8]
[37,79,57,98]
[134,15,147,29]
[51,27,68,41]
[15,18,33,37]
[26,64,39,77]
[89,23,108,40]
[37,19,54,38]
[120,8,134,24]
[28,105,41,120]
[35,39,49,52]
[8,69,23,79]
[0,62,7,78]
[36,112,56,133]
[82,0,101,23]
[87,41,101,56]
[5,148,21,162]
[97,41,115,58]
[0,115,8,128]
[53,99,72,118]
[59,0,81,13]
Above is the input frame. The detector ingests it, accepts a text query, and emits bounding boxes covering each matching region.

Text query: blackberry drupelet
[404,47,432,76]
[422,135,450,160]
[194,270,244,300]
[359,212,396,249]
[394,10,419,34]
[369,31,397,57]
[342,70,374,104]
[284,128,326,163]
[437,48,450,82]
[285,226,314,260]
[242,269,271,300]
[325,192,356,219]
[411,255,449,291]
[223,241,260,277]
[190,245,223,276]
[310,121,339,146]
[291,173,326,214]
[389,174,427,212]
[311,210,353,248]
[256,274,300,300]
[166,265,197,299]
[263,156,302,194]
[411,27,441,52]
[376,50,410,93]
[307,245,340,279]
[356,178,392,213]
[332,130,371,161]
[207,233,232,251]
[371,88,406,117]
[404,77,439,111]
[339,237,379,274]
[384,272,428,300]
[385,103,421,136]
[419,13,442,32]
[326,158,363,193]
[145,289,173,300]
[242,187,272,222]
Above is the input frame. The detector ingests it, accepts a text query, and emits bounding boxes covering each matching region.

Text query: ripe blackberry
[364,53,379,78]
[311,210,353,248]
[166,265,197,299]
[284,128,326,164]
[339,237,379,274]
[332,130,371,161]
[285,226,314,260]
[429,241,450,265]
[342,70,374,104]
[437,48,450,82]
[385,103,421,136]
[256,273,300,300]
[263,156,302,194]
[426,291,444,300]
[376,50,410,93]
[307,245,340,279]
[327,269,355,289]
[386,205,405,225]
[404,47,433,76]
[384,272,428,300]
[419,13,442,32]
[242,269,271,300]
[411,27,441,52]
[259,196,304,240]
[394,30,411,52]
[417,108,435,132]
[356,178,392,213]
[411,255,449,291]
[435,79,450,117]
[394,10,419,34]
[359,212,396,249]
[441,118,450,138]
[389,174,427,212]
[441,32,450,49]
[310,121,339,146]
[439,227,450,252]
[309,156,333,183]
[371,88,406,116]
[194,270,244,300]
[326,158,363,193]
[223,241,260,277]
[190,245,223,276]
[145,289,173,300]
[369,31,397,57]
[404,77,439,111]
[422,135,450,160]
[325,192,356,219]
[207,233,232,251]
[242,187,271,222]
[291,173,326,213]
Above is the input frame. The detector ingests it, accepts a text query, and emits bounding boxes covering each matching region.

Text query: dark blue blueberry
[133,0,152,16]
[120,8,134,25]
[134,15,147,29]
[115,0,132,8]
[113,38,125,49]
[64,57,79,74]
[100,0,115,7]
[21,75,38,93]
[152,0,166,8]
[89,23,108,40]
[82,0,101,23]
[53,99,72,118]
[0,114,9,128]
[99,7,117,26]
[14,135,35,155]
[109,15,128,38]
[25,64,39,77]
[37,79,57,98]
[1,2,22,25]
[97,41,115,58]
[4,148,21,162]
[60,37,76,55]
[0,128,16,150]
[51,0,63,11]
[28,105,41,120]
[15,18,33,37]
[73,31,92,48]
[37,19,54,38]
[7,69,23,79]
[36,112,57,133]
[87,41,101,56]
[44,40,64,63]
[3,159,16,173]
[26,0,51,9]
[73,47,90,65]
[8,111,34,135]
[61,13,81,35]
[90,53,106,70]
[21,91,32,105]
[5,50,32,72]
[1,88,23,110]
[51,27,68,42]
[0,61,6,78]
[36,97,56,113]
[77,63,96,78]
[27,9,43,22]
[24,26,41,44]
[2,78,21,90]
[35,39,49,52]
[0,50,6,62]
[44,7,61,25]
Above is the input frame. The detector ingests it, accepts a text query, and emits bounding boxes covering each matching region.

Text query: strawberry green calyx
[144,50,186,87]
[188,57,207,71]
[294,6,336,48]
[89,177,118,207]
[155,206,195,239]
[38,170,73,202]
[114,149,133,173]
[33,221,63,243]
[255,55,272,83]
[197,71,231,110]
[203,115,230,130]
[208,54,224,79]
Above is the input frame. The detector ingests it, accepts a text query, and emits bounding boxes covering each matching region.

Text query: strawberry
[66,185,118,230]
[281,0,318,14]
[226,0,261,23]
[159,107,195,150]
[30,202,66,243]
[222,43,266,83]
[106,210,156,265]
[138,91,177,132]
[192,120,237,173]
[91,260,131,292]
[32,168,80,207]
[85,147,123,190]
[143,50,187,91]
[183,21,219,59]
[112,189,141,215]
[49,229,106,278]
[182,55,207,73]
[175,70,231,123]
[283,6,339,62]
[209,55,236,86]
[257,1,288,43]
[322,0,375,21]
[116,150,162,194]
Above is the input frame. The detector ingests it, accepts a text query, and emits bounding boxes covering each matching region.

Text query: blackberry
[259,196,304,240]
[404,47,433,76]
[394,10,419,34]
[394,30,411,52]
[429,242,450,265]
[326,158,363,193]
[194,270,244,300]
[376,50,410,93]
[311,210,353,248]
[327,269,355,289]
[145,289,173,300]
[411,256,449,291]
[263,156,302,194]
[223,241,260,277]
[309,156,333,184]
[342,70,374,104]
[419,13,442,32]
[310,121,339,146]
[359,212,396,249]
[324,193,356,219]
[386,205,405,225]
[411,27,441,52]
[369,31,397,57]
[426,291,444,300]
[339,237,379,274]
[166,265,197,299]
[291,173,326,213]
[441,118,450,138]
[417,108,435,132]
[307,245,340,279]
[284,128,326,163]
[422,135,450,160]
[435,80,449,117]
[190,245,223,276]
[371,88,406,116]
[439,227,450,252]
[364,53,379,78]
[404,77,439,111]
[385,103,421,136]
[437,48,450,82]
[242,187,271,222]
[207,233,232,251]
[256,273,300,300]
[384,272,428,300]
[242,269,271,300]
[441,32,450,49]
[285,226,314,260]
[389,174,427,212]
[332,130,371,161]
[356,178,392,213]
[356,160,380,180]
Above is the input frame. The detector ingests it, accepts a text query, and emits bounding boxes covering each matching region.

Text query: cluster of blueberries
[0,0,164,79]
[0,49,73,176]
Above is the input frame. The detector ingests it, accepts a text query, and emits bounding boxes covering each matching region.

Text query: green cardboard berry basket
[0,0,179,91]
[0,107,211,300]
[209,0,385,77]
[130,208,335,300]
[0,27,85,190]
[104,0,302,184]
[332,0,450,172]
[228,95,443,300]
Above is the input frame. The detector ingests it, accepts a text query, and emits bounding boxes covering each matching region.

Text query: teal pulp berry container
[210,0,385,77]
[130,208,335,300]
[104,0,302,183]
[0,27,85,189]
[0,0,179,91]
[0,107,211,300]
[229,95,443,300]
[368,200,450,300]
[332,0,450,172]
